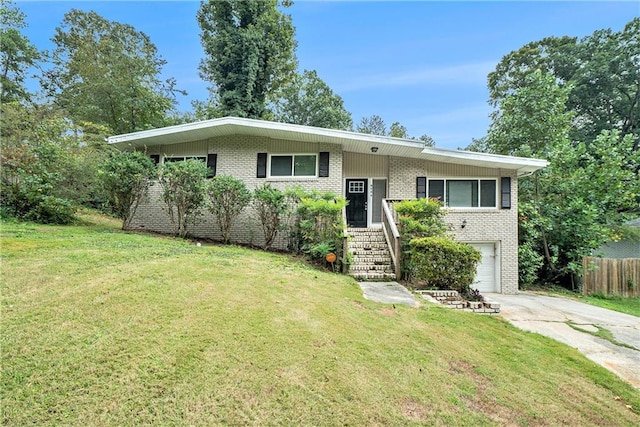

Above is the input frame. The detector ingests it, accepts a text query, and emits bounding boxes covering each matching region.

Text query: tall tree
[488,18,640,150]
[0,0,41,103]
[44,9,181,134]
[269,69,352,130]
[197,0,297,119]
[487,71,640,286]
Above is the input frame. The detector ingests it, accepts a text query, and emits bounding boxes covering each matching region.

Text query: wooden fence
[582,257,640,297]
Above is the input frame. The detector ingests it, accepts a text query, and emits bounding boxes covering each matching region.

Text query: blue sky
[17,1,639,148]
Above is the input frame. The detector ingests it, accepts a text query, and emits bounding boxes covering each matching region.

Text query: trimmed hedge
[409,237,481,292]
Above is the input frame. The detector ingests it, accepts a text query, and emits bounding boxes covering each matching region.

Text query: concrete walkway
[357,282,419,308]
[485,292,640,388]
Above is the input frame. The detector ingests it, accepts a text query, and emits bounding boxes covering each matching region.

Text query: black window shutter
[416,177,427,199]
[318,152,329,177]
[150,154,160,165]
[501,177,511,209]
[257,153,267,178]
[206,154,217,178]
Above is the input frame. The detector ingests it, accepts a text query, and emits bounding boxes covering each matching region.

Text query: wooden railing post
[342,206,348,273]
[381,199,402,279]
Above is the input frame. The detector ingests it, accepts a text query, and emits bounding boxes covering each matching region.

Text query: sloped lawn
[2,213,639,425]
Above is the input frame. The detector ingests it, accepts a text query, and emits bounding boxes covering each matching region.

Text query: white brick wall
[389,156,520,294]
[129,135,343,250]
[131,144,522,294]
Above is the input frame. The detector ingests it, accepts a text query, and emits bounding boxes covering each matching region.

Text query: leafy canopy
[0,0,41,103]
[269,69,352,130]
[45,9,182,134]
[197,0,297,119]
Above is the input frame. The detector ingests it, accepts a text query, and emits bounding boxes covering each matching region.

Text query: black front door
[346,179,368,228]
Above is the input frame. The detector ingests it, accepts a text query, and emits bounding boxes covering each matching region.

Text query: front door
[346,179,368,228]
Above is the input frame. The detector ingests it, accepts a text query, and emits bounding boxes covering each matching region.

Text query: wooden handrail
[382,199,402,279]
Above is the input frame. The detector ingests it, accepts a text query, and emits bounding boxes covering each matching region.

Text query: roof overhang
[421,147,549,176]
[108,116,548,176]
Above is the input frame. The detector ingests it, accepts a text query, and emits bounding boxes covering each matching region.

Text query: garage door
[469,243,497,293]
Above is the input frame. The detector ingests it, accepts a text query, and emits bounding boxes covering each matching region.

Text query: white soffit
[421,147,548,175]
[107,116,548,175]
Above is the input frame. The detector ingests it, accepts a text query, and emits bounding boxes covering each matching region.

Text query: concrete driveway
[486,292,640,388]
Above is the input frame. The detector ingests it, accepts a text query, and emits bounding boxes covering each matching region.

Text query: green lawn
[531,285,640,317]
[2,212,639,426]
[581,294,640,317]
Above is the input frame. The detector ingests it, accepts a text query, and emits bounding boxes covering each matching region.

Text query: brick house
[108,117,547,294]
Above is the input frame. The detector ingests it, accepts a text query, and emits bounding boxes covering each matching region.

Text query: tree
[99,151,156,230]
[0,102,84,223]
[356,114,387,136]
[197,0,297,119]
[488,18,640,150]
[0,0,41,103]
[486,71,640,286]
[159,160,208,238]
[44,9,181,134]
[389,121,408,138]
[206,175,252,244]
[270,69,352,130]
[419,134,435,147]
[487,70,573,158]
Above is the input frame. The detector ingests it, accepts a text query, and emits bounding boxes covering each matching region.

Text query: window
[163,156,206,163]
[348,181,365,193]
[162,155,216,178]
[428,179,497,208]
[269,154,317,177]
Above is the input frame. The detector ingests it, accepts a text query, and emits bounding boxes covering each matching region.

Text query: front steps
[347,227,396,281]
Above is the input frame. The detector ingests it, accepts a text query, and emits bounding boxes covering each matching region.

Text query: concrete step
[350,264,394,272]
[349,249,390,256]
[351,258,392,265]
[348,242,389,250]
[348,235,387,243]
[350,272,397,281]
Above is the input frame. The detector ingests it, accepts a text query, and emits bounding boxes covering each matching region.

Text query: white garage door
[469,243,497,293]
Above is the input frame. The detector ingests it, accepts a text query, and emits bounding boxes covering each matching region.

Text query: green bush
[206,175,252,244]
[24,195,76,225]
[291,188,346,266]
[99,151,156,230]
[159,160,208,238]
[394,198,448,238]
[409,237,481,293]
[394,198,449,279]
[253,184,287,250]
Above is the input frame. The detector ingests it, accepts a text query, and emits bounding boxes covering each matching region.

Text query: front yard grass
[531,285,640,317]
[2,212,639,425]
[581,293,640,317]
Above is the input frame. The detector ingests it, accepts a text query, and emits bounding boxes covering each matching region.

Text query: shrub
[253,184,287,250]
[159,160,208,238]
[293,189,346,266]
[99,151,156,230]
[206,175,252,244]
[394,198,449,279]
[394,198,449,238]
[409,237,481,293]
[24,195,76,225]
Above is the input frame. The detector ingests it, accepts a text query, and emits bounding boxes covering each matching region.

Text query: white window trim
[267,153,318,179]
[428,178,498,209]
